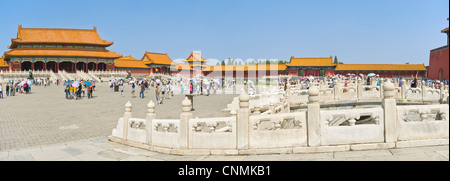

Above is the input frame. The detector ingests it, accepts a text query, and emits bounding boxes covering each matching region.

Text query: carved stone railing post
[421,80,426,101]
[123,101,132,140]
[146,100,156,145]
[253,105,261,115]
[237,90,250,150]
[334,79,340,100]
[230,109,237,117]
[440,82,445,104]
[286,83,291,113]
[179,97,192,149]
[382,80,397,143]
[401,79,407,100]
[307,85,321,146]
[379,78,384,99]
[357,77,362,99]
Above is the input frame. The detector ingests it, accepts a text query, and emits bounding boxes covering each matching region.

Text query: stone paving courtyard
[0,83,237,151]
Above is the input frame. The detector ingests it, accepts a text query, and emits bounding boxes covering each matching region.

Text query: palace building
[114,55,149,75]
[3,25,122,73]
[0,56,8,71]
[141,52,174,74]
[428,18,449,80]
[0,25,435,80]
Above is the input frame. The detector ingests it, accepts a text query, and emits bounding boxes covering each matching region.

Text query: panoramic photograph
[0,0,448,175]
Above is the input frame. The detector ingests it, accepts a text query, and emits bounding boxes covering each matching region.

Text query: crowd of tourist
[63,79,95,100]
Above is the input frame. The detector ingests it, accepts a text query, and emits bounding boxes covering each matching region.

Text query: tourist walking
[131,83,136,98]
[87,86,93,99]
[65,84,70,99]
[161,83,165,103]
[139,83,145,99]
[5,83,9,96]
[0,83,3,99]
[155,83,161,104]
[120,84,124,97]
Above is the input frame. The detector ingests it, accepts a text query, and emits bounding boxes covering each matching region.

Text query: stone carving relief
[252,116,302,131]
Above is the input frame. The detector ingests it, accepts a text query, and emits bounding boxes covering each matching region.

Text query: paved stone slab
[0,151,8,158]
[195,156,247,161]
[14,154,35,161]
[97,149,131,160]
[31,149,75,161]
[0,83,236,151]
[74,153,116,161]
[120,155,163,161]
[62,147,84,156]
[333,149,393,159]
[8,147,42,156]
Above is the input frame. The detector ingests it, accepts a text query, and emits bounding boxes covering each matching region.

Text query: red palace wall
[428,47,449,80]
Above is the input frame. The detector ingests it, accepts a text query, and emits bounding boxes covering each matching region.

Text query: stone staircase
[76,71,95,81]
[87,71,102,82]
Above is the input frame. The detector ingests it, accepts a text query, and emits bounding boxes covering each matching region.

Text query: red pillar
[9,62,13,71]
[31,62,35,70]
[72,62,75,72]
[44,62,47,71]
[95,63,98,71]
[56,62,59,73]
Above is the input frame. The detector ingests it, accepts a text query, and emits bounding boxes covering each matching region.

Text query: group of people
[64,79,95,100]
[0,79,33,98]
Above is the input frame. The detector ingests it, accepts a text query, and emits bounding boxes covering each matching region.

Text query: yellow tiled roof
[183,52,208,63]
[335,64,427,71]
[286,56,336,67]
[143,52,173,65]
[9,25,113,48]
[4,49,122,59]
[0,55,9,67]
[114,56,149,69]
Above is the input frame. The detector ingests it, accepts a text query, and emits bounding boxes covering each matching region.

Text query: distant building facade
[428,18,449,80]
[3,25,122,73]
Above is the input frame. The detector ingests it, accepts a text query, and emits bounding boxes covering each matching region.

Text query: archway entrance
[34,61,44,71]
[98,63,106,71]
[59,62,74,73]
[47,61,57,73]
[21,62,31,71]
[88,62,96,71]
[76,62,86,72]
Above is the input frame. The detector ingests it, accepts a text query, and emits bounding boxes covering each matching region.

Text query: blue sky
[0,0,448,65]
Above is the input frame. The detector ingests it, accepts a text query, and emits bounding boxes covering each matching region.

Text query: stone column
[237,90,250,150]
[179,97,192,149]
[382,80,397,143]
[357,77,362,99]
[123,101,132,140]
[307,85,321,147]
[146,100,156,145]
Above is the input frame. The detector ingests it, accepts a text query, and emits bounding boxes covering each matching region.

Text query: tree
[334,56,339,64]
[227,58,232,65]
[221,60,225,66]
[405,62,410,64]
[216,62,220,65]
